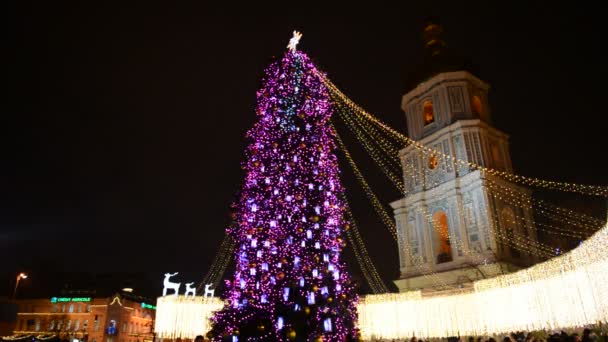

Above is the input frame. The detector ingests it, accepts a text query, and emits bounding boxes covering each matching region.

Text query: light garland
[154,296,224,339]
[334,104,594,263]
[357,221,608,339]
[342,196,390,293]
[333,128,452,289]
[157,223,608,339]
[486,179,601,232]
[321,73,608,197]
[198,233,235,291]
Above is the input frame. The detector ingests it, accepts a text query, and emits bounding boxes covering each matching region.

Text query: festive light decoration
[342,196,390,293]
[154,296,223,339]
[322,73,608,197]
[334,98,602,267]
[333,127,453,288]
[358,221,608,339]
[162,272,181,296]
[208,42,358,341]
[198,233,236,291]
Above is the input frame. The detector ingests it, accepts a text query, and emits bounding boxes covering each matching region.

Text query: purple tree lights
[208,50,359,342]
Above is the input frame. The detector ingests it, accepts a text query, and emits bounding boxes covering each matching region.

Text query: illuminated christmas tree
[208,33,359,341]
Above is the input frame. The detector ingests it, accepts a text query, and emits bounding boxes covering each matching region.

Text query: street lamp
[12,272,28,301]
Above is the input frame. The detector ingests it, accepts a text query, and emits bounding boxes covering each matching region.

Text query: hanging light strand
[319,72,608,197]
[342,195,391,293]
[335,109,556,264]
[333,127,452,289]
[198,233,235,291]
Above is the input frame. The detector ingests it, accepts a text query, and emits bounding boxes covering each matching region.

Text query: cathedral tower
[391,20,538,293]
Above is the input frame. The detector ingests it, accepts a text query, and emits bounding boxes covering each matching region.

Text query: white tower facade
[391,71,538,293]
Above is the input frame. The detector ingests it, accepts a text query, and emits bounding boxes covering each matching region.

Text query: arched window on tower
[432,211,453,263]
[472,95,483,119]
[423,101,435,125]
[501,207,520,258]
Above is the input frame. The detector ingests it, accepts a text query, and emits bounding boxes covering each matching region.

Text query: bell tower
[391,20,538,293]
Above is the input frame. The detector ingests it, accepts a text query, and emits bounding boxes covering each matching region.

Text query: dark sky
[3,3,607,297]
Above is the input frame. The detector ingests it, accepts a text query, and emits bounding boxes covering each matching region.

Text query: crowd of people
[397,328,608,342]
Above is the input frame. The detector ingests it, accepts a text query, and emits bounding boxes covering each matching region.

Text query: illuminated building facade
[9,295,156,342]
[391,22,538,293]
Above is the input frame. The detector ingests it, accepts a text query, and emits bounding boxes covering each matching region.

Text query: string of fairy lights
[321,68,608,299]
[335,99,538,267]
[333,116,540,288]
[333,127,454,290]
[194,62,605,315]
[341,194,390,293]
[197,233,235,292]
[331,84,604,259]
[319,71,608,197]
[358,222,608,338]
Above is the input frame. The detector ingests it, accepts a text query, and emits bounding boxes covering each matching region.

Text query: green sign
[140,302,156,310]
[51,297,91,303]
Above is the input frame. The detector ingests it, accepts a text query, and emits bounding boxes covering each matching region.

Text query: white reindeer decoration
[162,272,181,296]
[203,284,215,298]
[184,282,196,297]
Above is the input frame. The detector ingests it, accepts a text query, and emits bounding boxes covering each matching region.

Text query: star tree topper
[287,30,303,52]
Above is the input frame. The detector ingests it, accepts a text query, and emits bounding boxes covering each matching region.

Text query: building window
[491,144,503,170]
[35,319,40,332]
[77,304,82,313]
[501,207,521,258]
[423,101,435,125]
[432,211,453,264]
[428,155,438,170]
[86,304,91,312]
[94,318,100,332]
[62,304,66,313]
[69,304,74,313]
[52,305,58,313]
[83,320,89,330]
[472,95,483,118]
[66,320,72,331]
[74,319,80,331]
[49,320,55,331]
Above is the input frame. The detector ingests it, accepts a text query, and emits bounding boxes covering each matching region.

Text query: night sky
[3,3,607,298]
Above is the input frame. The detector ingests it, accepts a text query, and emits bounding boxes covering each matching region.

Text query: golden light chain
[333,127,451,289]
[341,191,389,293]
[336,109,487,262]
[486,179,603,230]
[336,109,525,266]
[332,127,398,239]
[400,160,553,262]
[346,215,392,293]
[345,228,385,294]
[338,96,601,237]
[334,106,405,190]
[488,191,560,257]
[198,233,235,291]
[332,110,560,284]
[336,102,600,240]
[336,108,402,175]
[486,181,596,238]
[319,73,608,197]
[399,161,561,259]
[355,128,557,261]
[343,199,391,293]
[334,99,404,162]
